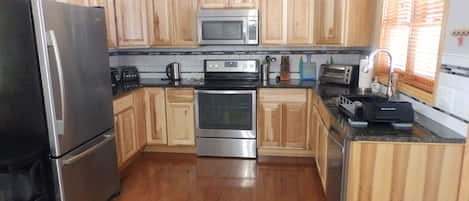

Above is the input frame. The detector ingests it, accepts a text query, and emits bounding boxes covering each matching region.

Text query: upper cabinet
[148,0,198,47]
[115,0,149,48]
[260,0,314,46]
[260,0,286,45]
[315,0,343,45]
[172,0,198,46]
[315,0,375,46]
[199,0,258,8]
[89,0,118,48]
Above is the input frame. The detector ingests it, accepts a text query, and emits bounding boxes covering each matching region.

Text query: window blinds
[378,0,446,93]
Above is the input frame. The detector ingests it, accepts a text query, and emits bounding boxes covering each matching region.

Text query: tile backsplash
[110,46,365,80]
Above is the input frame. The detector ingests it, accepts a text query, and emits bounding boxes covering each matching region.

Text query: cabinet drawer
[113,93,134,114]
[166,88,194,103]
[259,89,307,103]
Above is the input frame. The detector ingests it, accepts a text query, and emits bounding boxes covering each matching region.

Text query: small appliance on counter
[319,64,359,87]
[165,62,182,81]
[338,95,414,129]
[261,56,276,81]
[111,66,140,95]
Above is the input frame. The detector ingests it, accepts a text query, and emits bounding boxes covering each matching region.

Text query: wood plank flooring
[115,153,326,201]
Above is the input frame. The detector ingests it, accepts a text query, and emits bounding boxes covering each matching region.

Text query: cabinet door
[310,106,320,154]
[166,102,195,146]
[133,89,147,150]
[282,102,307,149]
[315,0,343,45]
[145,88,168,145]
[89,0,118,48]
[115,108,138,166]
[115,0,149,47]
[57,0,90,6]
[113,116,122,165]
[148,0,173,46]
[317,120,328,190]
[199,0,228,8]
[258,102,283,148]
[166,88,195,146]
[287,0,314,44]
[260,0,286,45]
[229,0,257,8]
[171,0,198,46]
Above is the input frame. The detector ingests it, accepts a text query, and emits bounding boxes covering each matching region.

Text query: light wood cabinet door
[309,106,320,155]
[145,88,168,145]
[133,89,146,150]
[115,0,149,47]
[89,0,118,48]
[315,0,343,45]
[282,102,307,149]
[115,108,138,167]
[229,0,257,8]
[199,0,228,8]
[258,102,283,148]
[171,0,198,46]
[260,0,286,45]
[166,88,195,146]
[343,0,375,46]
[317,120,328,190]
[286,0,314,44]
[148,0,173,46]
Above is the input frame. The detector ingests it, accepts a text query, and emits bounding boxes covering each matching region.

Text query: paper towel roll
[358,58,374,89]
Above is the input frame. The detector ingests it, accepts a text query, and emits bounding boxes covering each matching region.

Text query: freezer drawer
[197,138,257,158]
[52,133,120,201]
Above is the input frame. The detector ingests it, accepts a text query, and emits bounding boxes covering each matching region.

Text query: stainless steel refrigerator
[0,0,119,200]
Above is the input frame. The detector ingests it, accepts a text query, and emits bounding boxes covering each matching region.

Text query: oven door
[195,90,256,139]
[198,17,256,45]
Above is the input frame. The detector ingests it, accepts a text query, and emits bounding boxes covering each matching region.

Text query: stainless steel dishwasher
[326,127,349,201]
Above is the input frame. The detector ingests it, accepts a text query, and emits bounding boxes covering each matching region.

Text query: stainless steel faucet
[363,49,395,99]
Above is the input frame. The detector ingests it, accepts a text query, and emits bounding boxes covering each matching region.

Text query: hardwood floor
[115,153,326,201]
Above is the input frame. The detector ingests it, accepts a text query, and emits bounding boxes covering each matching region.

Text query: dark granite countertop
[114,78,465,144]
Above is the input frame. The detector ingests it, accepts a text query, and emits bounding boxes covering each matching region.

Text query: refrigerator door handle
[62,134,114,165]
[47,30,66,135]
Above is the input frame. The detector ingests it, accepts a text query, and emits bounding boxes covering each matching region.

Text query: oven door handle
[195,90,256,95]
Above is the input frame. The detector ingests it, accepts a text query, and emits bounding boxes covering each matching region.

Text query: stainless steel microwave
[197,9,259,45]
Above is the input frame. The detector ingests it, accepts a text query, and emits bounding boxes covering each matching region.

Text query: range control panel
[205,60,259,73]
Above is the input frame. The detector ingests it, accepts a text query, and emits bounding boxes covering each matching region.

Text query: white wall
[441,0,469,66]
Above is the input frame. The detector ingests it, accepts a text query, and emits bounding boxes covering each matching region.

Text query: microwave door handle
[48,30,66,135]
[243,20,248,43]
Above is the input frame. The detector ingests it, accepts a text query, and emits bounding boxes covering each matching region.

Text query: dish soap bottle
[371,76,381,94]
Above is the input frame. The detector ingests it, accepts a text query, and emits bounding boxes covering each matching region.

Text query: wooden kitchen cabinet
[134,89,147,149]
[165,88,196,146]
[199,0,257,8]
[229,0,257,8]
[316,119,328,191]
[286,0,314,44]
[171,0,198,46]
[258,89,311,157]
[315,0,343,45]
[199,0,228,8]
[309,106,320,155]
[89,0,118,48]
[260,0,286,45]
[115,0,149,48]
[315,0,375,46]
[115,108,138,167]
[347,142,464,201]
[144,88,168,145]
[260,0,314,46]
[148,0,173,46]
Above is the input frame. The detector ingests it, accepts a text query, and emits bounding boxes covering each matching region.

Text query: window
[377,0,446,93]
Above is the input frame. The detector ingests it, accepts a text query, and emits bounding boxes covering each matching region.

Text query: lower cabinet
[258,89,311,156]
[144,88,168,145]
[316,119,328,191]
[165,88,196,146]
[113,92,142,169]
